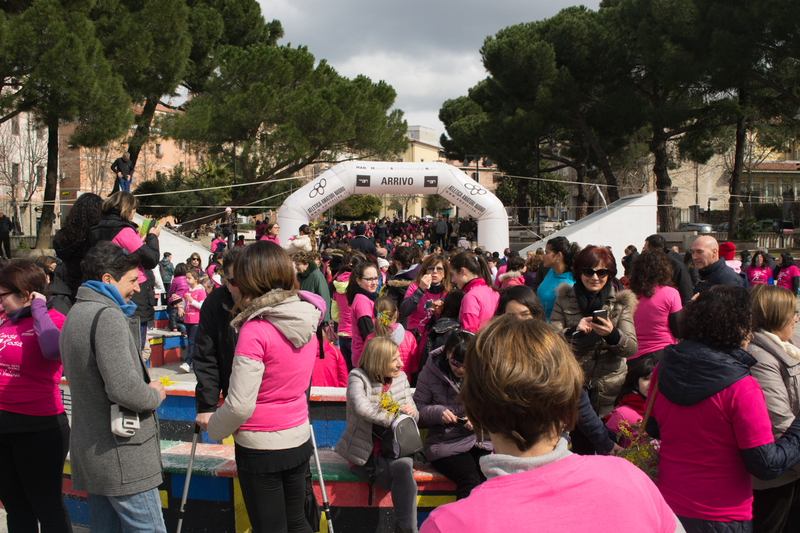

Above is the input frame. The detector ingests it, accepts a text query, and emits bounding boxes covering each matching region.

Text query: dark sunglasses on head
[582,267,610,278]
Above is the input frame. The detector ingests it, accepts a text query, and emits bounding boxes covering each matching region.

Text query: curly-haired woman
[745,251,773,286]
[53,192,104,302]
[646,285,800,532]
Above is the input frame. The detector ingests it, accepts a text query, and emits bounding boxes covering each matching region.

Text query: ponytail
[372,296,397,338]
[547,236,580,271]
[450,251,494,287]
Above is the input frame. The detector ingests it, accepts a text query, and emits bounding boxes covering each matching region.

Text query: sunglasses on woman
[427,266,444,272]
[448,356,465,368]
[582,267,610,278]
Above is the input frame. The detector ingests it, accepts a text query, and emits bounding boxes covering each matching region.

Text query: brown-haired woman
[90,191,161,349]
[420,316,681,533]
[284,224,314,257]
[550,245,637,423]
[449,252,498,333]
[261,221,280,245]
[749,285,800,531]
[0,260,72,532]
[336,337,419,533]
[200,241,325,533]
[629,249,682,363]
[346,261,381,367]
[400,254,450,369]
[186,252,203,279]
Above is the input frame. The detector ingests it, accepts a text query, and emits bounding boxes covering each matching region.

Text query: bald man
[691,235,745,294]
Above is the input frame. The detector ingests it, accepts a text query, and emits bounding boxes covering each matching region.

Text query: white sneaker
[179,363,191,373]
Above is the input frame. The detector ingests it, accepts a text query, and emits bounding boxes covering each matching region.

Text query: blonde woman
[335,337,419,533]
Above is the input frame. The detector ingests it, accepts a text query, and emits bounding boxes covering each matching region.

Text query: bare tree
[0,114,47,234]
[723,130,774,217]
[85,144,115,195]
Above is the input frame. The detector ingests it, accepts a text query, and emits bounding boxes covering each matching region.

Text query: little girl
[180,270,207,373]
[604,353,658,448]
[366,296,418,379]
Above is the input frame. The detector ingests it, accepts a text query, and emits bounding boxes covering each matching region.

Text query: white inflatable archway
[277,162,509,254]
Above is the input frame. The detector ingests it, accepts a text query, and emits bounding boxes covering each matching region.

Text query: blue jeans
[88,488,167,533]
[186,323,199,366]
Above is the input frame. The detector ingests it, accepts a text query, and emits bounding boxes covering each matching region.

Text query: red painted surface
[62,477,88,499]
[312,481,455,508]
[149,344,164,367]
[163,347,181,365]
[155,319,169,329]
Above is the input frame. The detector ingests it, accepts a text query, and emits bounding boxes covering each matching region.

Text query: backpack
[378,414,423,459]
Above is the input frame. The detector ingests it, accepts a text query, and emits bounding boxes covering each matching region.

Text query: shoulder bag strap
[89,308,107,357]
[639,375,659,436]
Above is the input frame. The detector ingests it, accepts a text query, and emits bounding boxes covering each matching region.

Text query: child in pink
[181,270,207,372]
[459,278,499,333]
[367,297,419,375]
[311,341,348,388]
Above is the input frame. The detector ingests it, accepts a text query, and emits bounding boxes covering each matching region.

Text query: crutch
[176,424,201,533]
[310,419,335,533]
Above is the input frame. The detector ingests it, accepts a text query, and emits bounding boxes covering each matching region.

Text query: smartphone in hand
[592,309,609,324]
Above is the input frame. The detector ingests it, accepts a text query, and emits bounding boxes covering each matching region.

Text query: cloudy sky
[258,0,600,144]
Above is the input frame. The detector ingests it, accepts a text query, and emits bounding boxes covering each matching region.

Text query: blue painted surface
[157,395,196,421]
[64,498,90,526]
[163,336,188,350]
[170,473,230,502]
[155,310,169,320]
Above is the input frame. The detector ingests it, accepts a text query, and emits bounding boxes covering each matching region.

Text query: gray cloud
[259,0,600,140]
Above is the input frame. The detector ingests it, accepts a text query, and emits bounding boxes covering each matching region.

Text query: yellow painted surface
[150,337,163,345]
[233,478,252,533]
[63,461,71,475]
[417,495,456,508]
[318,511,328,533]
[222,434,235,445]
[159,490,169,509]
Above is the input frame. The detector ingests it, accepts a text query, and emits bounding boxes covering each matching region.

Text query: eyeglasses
[361,277,379,282]
[191,257,200,262]
[427,266,444,272]
[448,357,465,368]
[225,277,237,287]
[0,291,14,300]
[582,267,610,279]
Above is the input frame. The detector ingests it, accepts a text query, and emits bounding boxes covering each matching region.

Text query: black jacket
[48,274,72,316]
[648,339,800,481]
[54,238,93,302]
[382,265,420,328]
[375,223,388,244]
[693,258,746,294]
[0,214,12,235]
[194,285,238,413]
[349,235,377,257]
[666,253,694,304]
[89,215,160,271]
[110,157,134,178]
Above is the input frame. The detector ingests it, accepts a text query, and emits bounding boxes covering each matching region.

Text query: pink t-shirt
[0,309,66,416]
[183,286,206,325]
[350,293,376,367]
[111,226,148,283]
[633,286,682,358]
[421,454,677,533]
[311,341,348,388]
[366,324,419,374]
[403,282,446,332]
[745,265,771,285]
[332,273,352,336]
[459,279,500,333]
[605,404,645,448]
[775,264,799,291]
[234,318,316,432]
[650,367,775,521]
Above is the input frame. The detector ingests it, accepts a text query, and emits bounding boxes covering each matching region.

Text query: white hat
[225,207,232,214]
[377,258,390,269]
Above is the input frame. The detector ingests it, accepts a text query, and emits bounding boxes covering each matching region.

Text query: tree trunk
[577,113,620,202]
[127,98,158,169]
[35,118,59,249]
[515,177,530,226]
[728,88,748,237]
[651,128,674,232]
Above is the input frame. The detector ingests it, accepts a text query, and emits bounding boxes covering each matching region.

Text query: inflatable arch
[277,162,510,254]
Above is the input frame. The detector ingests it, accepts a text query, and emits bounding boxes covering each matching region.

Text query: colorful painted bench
[57,384,458,532]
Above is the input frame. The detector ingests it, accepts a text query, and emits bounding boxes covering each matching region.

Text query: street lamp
[463,155,492,183]
[707,197,717,221]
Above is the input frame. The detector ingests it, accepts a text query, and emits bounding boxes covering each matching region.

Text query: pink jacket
[459,278,499,333]
[312,341,348,388]
[168,275,189,300]
[260,234,280,246]
[366,323,419,375]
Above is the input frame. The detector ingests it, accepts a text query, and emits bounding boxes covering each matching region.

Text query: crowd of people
[4,204,800,533]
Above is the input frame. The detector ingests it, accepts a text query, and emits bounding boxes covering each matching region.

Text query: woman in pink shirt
[201,241,324,533]
[629,250,682,360]
[773,253,799,294]
[745,250,772,286]
[645,285,800,532]
[260,221,281,245]
[347,261,380,367]
[449,252,499,333]
[179,270,206,373]
[421,315,681,533]
[0,261,71,532]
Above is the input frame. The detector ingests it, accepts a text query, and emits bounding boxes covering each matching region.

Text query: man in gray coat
[60,241,167,532]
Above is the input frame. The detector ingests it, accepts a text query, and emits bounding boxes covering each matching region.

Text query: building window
[36,165,44,188]
[12,163,20,183]
[472,172,478,182]
[767,182,776,201]
[36,125,44,139]
[179,140,184,151]
[155,144,162,157]
[11,117,19,135]
[196,152,202,163]
[751,182,761,202]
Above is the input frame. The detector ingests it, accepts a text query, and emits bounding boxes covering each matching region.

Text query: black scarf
[427,282,444,295]
[357,287,379,302]
[573,279,612,317]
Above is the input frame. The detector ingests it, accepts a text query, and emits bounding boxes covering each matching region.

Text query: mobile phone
[456,417,468,426]
[593,309,609,324]
[425,300,434,310]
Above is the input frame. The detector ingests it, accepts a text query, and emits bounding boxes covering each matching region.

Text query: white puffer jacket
[284,234,313,257]
[335,368,418,466]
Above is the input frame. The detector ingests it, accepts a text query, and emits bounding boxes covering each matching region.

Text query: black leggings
[0,423,72,533]
[431,447,491,500]
[237,460,312,533]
